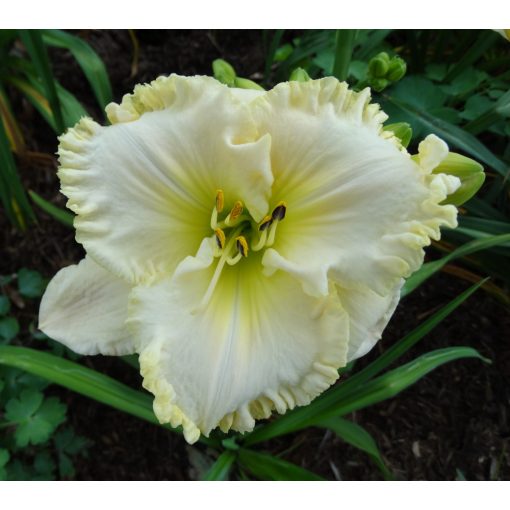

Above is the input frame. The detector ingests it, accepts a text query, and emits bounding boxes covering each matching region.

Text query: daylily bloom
[39,75,460,444]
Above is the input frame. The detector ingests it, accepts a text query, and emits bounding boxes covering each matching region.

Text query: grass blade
[202,450,236,481]
[238,449,324,481]
[332,29,357,81]
[0,346,217,447]
[312,347,489,422]
[28,190,74,228]
[264,29,284,85]
[402,235,510,296]
[18,30,65,133]
[383,92,509,178]
[316,417,392,479]
[244,282,483,446]
[41,29,112,111]
[0,110,34,230]
[0,86,25,153]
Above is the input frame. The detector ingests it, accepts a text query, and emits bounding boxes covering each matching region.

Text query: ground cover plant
[0,29,509,480]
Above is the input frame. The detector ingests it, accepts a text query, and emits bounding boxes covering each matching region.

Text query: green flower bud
[433,153,485,206]
[274,43,293,62]
[212,59,236,87]
[383,122,413,148]
[233,77,265,91]
[386,56,407,82]
[368,52,390,78]
[369,77,389,92]
[289,67,311,82]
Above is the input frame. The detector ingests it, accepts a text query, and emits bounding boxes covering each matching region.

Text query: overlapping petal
[128,238,348,443]
[251,78,460,298]
[58,75,273,285]
[39,256,135,355]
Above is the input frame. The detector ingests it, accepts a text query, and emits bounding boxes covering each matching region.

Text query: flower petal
[58,75,272,284]
[252,78,460,297]
[39,256,135,355]
[128,238,348,443]
[339,280,403,362]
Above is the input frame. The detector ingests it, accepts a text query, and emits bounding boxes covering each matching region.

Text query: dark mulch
[1,29,509,480]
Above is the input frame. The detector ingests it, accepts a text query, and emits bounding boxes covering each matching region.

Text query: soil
[1,29,509,481]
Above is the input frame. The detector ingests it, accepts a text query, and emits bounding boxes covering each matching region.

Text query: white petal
[339,280,403,362]
[39,257,135,356]
[58,75,272,284]
[251,78,459,298]
[128,238,348,443]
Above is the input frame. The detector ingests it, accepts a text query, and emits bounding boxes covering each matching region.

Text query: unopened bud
[234,77,265,91]
[368,52,390,78]
[289,67,311,82]
[383,122,413,148]
[275,43,293,62]
[212,59,236,87]
[369,77,389,92]
[433,153,485,206]
[387,56,407,82]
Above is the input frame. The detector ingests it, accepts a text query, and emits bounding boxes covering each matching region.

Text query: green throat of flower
[196,189,287,312]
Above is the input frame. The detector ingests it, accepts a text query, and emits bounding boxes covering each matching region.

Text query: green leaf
[238,449,324,481]
[264,29,285,85]
[17,268,46,298]
[29,190,74,228]
[0,448,9,481]
[18,30,65,133]
[5,388,43,423]
[0,97,35,230]
[316,417,392,479]
[0,317,19,343]
[41,29,113,111]
[34,451,56,480]
[0,295,11,316]
[332,30,357,81]
[0,346,217,447]
[244,282,483,445]
[202,450,236,481]
[5,389,66,447]
[402,235,510,296]
[313,347,488,423]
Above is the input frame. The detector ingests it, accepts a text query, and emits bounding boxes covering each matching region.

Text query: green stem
[332,29,357,81]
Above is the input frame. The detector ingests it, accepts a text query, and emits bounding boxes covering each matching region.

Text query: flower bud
[433,153,485,206]
[234,77,265,91]
[383,122,413,148]
[369,77,389,92]
[289,67,311,82]
[212,59,236,87]
[275,43,293,62]
[368,52,390,78]
[386,56,407,82]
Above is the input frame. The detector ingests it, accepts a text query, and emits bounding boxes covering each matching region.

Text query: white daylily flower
[39,75,460,444]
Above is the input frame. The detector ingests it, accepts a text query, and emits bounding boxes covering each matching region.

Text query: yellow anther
[236,236,249,257]
[271,201,287,221]
[214,228,226,250]
[215,189,224,213]
[229,201,244,222]
[258,215,273,232]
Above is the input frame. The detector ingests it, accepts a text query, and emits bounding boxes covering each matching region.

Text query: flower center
[194,189,286,312]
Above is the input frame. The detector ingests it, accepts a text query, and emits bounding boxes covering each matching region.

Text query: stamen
[194,226,244,313]
[271,201,287,221]
[236,236,249,257]
[265,220,279,247]
[214,228,226,250]
[225,200,244,226]
[258,215,273,232]
[215,189,224,213]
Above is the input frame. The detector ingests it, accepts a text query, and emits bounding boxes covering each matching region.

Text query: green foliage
[0,29,112,231]
[0,275,90,479]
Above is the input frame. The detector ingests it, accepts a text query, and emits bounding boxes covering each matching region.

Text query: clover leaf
[5,389,67,447]
[17,269,47,298]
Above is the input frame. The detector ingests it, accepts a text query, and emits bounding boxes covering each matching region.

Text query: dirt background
[1,29,509,480]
